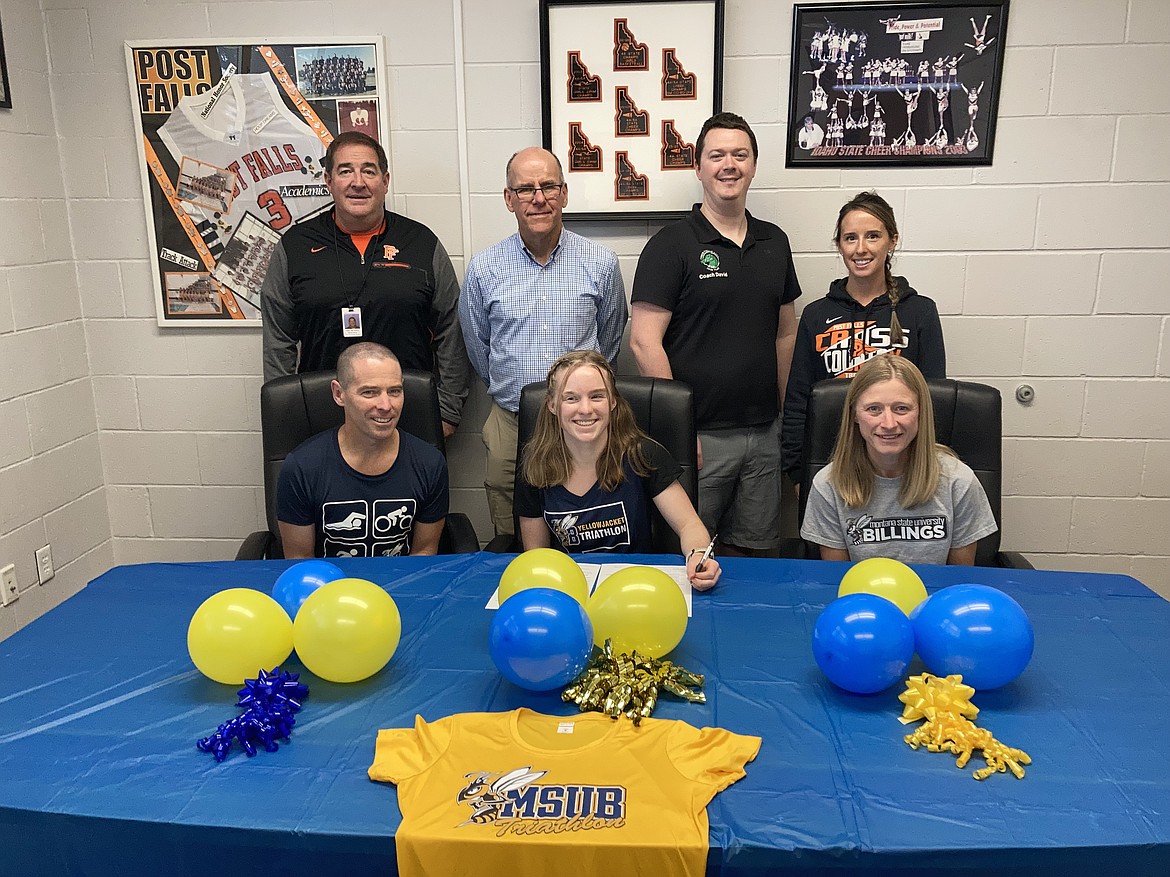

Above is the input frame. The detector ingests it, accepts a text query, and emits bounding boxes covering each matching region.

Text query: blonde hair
[521,351,651,492]
[828,355,954,508]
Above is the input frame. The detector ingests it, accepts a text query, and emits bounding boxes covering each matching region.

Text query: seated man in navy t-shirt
[276,342,449,558]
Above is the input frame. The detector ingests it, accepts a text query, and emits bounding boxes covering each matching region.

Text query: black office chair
[486,376,697,555]
[236,369,479,559]
[791,378,1032,569]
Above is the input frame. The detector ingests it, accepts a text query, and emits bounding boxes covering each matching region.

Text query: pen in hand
[695,534,717,573]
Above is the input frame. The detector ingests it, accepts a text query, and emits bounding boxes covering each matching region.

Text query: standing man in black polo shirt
[630,112,802,557]
[261,131,470,437]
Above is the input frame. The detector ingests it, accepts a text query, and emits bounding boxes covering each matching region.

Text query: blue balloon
[489,588,594,691]
[812,593,915,694]
[912,584,1034,690]
[271,560,344,620]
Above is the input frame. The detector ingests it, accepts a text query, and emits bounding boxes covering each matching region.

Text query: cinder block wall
[1,0,1167,639]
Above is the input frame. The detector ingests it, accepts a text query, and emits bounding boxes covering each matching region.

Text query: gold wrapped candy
[562,640,704,724]
[898,673,1031,781]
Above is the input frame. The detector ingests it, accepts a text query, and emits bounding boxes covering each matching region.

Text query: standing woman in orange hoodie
[782,191,946,492]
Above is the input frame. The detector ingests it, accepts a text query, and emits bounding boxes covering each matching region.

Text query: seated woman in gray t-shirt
[800,355,997,566]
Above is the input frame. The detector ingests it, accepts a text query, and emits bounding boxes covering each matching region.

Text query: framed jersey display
[126,38,389,326]
[540,0,724,221]
[786,1,1008,168]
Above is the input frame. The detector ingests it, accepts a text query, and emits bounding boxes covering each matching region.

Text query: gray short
[697,417,782,550]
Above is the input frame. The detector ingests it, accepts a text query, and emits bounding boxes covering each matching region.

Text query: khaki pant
[482,402,519,537]
[697,417,783,550]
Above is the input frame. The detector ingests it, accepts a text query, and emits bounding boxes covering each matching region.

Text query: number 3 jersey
[368,708,761,877]
[158,72,331,280]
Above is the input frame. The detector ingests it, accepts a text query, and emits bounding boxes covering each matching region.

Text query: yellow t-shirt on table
[368,707,761,877]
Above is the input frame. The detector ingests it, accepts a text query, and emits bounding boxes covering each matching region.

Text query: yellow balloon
[838,557,927,616]
[187,589,294,685]
[293,578,401,683]
[499,548,589,606]
[587,566,687,658]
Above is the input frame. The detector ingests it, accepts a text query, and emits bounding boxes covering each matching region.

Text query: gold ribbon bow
[898,673,1031,781]
[562,640,705,724]
[898,672,978,724]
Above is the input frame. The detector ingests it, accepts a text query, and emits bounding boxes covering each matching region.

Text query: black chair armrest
[778,537,810,560]
[484,534,518,553]
[440,513,481,554]
[996,551,1034,570]
[236,530,274,561]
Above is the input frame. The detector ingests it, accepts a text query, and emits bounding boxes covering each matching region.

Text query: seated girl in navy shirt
[514,350,720,590]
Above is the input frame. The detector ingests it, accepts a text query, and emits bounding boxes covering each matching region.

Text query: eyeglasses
[509,182,564,202]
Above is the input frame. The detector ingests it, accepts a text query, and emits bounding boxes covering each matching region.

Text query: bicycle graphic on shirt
[374,504,413,535]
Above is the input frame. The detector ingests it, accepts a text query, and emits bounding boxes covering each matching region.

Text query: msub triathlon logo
[698,249,727,279]
[457,767,627,836]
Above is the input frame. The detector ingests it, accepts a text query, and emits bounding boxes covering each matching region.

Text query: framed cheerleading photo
[786,1,1009,168]
[125,37,389,326]
[0,14,13,110]
[541,0,724,221]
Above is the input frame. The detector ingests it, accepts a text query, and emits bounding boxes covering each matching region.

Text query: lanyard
[332,213,385,309]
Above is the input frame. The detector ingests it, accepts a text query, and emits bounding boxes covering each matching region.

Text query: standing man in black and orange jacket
[261,131,470,436]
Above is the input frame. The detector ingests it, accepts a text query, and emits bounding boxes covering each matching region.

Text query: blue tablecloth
[1,554,1168,875]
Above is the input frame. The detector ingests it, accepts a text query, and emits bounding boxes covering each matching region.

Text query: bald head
[336,342,399,388]
[505,148,563,188]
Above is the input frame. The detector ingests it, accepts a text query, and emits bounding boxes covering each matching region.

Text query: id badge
[342,307,363,337]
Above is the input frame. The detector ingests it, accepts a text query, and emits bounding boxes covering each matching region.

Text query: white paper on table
[485,563,598,609]
[595,562,692,617]
[485,562,691,616]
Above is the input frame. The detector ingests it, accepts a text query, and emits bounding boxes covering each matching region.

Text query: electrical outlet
[1,564,17,607]
[36,545,55,585]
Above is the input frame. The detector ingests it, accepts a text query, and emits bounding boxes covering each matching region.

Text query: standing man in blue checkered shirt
[460,147,628,539]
